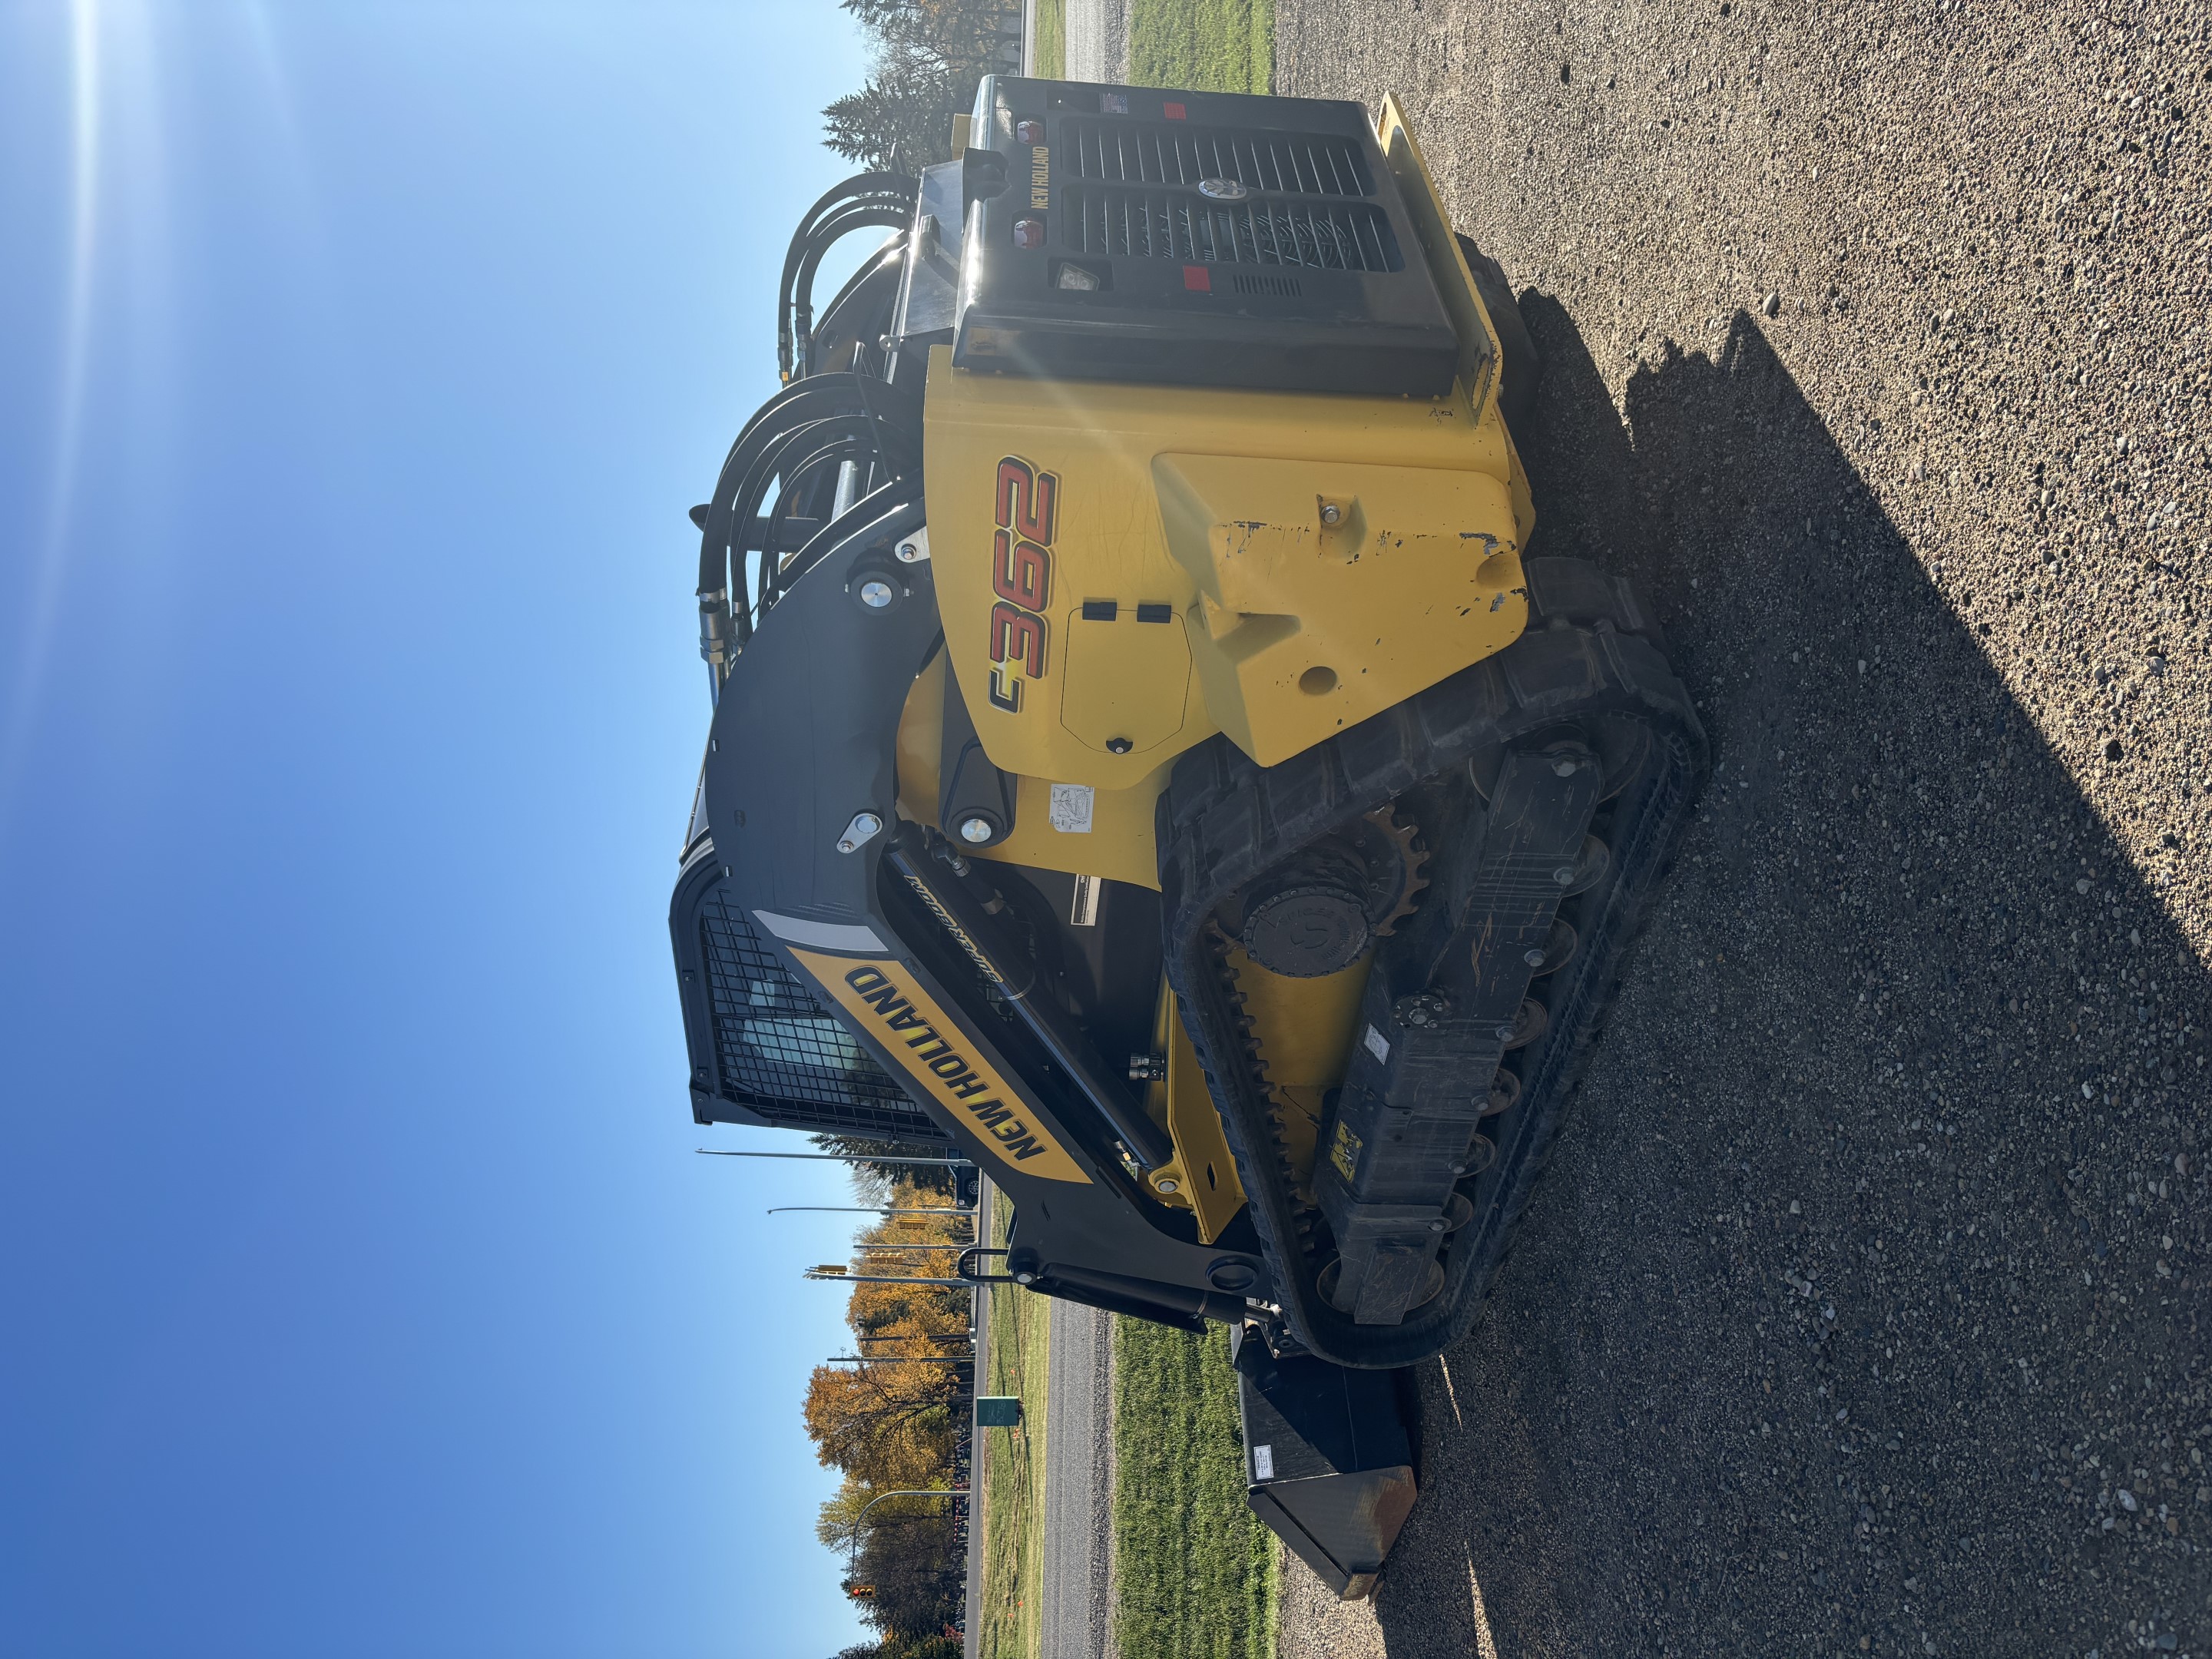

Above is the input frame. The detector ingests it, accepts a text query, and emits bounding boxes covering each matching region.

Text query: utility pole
[806,1267,976,1287]
[696,1149,972,1167]
[857,1332,972,1346]
[766,1206,971,1217]
[823,1354,972,1365]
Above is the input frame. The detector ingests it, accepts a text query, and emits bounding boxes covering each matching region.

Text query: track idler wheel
[1316,1255,1445,1317]
[1482,1067,1522,1117]
[1469,717,1651,803]
[1526,918,1578,975]
[1558,835,1612,898]
[1497,998,1549,1051]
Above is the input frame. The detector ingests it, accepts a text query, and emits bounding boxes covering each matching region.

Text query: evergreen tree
[822,68,958,176]
[806,1132,960,1202]
[822,0,1013,174]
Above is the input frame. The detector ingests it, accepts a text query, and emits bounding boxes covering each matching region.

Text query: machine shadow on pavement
[1361,300,2210,1657]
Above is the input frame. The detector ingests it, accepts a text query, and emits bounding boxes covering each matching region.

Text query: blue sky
[0,4,898,1654]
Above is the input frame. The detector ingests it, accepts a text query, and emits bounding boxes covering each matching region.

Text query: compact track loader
[669,77,1706,1592]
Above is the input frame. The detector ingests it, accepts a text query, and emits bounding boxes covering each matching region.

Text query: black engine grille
[951,76,1460,396]
[697,889,946,1141]
[1060,187,1400,273]
[1058,118,1373,198]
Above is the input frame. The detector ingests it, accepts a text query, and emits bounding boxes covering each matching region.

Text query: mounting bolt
[1393,992,1453,1028]
[858,578,896,609]
[1014,1271,1035,1285]
[1155,1177,1181,1195]
[1428,1217,1447,1232]
[958,815,995,844]
[836,811,884,854]
[1320,502,1343,525]
[1552,757,1580,777]
[1106,737,1133,754]
[1553,865,1577,886]
[1524,947,1547,967]
[1495,1022,1518,1042]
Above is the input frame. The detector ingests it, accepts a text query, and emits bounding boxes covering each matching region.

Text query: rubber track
[1157,558,1709,1369]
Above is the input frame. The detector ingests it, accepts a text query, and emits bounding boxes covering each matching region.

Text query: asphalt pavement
[1043,1296,1116,1659]
[1268,1,2212,1654]
[1064,0,1128,83]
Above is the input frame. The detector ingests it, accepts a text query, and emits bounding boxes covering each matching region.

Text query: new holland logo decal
[786,949,1091,1184]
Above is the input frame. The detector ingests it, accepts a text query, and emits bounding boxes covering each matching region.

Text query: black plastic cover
[951,76,1460,397]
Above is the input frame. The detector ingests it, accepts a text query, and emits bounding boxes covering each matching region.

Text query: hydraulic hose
[790,210,909,376]
[777,173,916,382]
[694,373,922,689]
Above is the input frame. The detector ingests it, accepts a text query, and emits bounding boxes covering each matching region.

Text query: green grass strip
[1111,1319,1278,1658]
[1124,0,1274,94]
[1033,0,1066,78]
[976,1193,1052,1659]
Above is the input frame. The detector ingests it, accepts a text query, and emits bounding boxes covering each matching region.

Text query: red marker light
[1164,101,1187,121]
[1015,119,1045,144]
[1183,264,1210,292]
[1012,218,1045,250]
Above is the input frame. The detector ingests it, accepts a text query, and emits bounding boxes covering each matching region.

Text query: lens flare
[0,0,103,823]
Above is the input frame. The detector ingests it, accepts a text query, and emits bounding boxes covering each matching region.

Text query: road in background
[1272,2,2211,1654]
[1064,0,1129,82]
[1042,1297,1117,1659]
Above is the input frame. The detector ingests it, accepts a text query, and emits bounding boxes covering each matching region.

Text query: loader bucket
[1233,1330,1418,1600]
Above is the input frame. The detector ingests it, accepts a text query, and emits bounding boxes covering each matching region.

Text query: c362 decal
[988,456,1058,714]
[786,949,1092,1184]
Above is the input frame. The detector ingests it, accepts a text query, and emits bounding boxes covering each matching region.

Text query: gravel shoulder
[1270,2,2212,1654]
[1044,1296,1116,1659]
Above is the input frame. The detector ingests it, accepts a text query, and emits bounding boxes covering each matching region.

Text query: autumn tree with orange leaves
[800,1181,975,1649]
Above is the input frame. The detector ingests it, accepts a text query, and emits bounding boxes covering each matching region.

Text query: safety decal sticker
[1047,783,1094,833]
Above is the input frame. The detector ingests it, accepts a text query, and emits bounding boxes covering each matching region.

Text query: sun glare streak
[237,0,313,212]
[0,0,103,830]
[1465,1545,1502,1659]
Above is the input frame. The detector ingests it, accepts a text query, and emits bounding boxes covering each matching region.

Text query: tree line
[822,0,1020,175]
[804,1174,975,1659]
